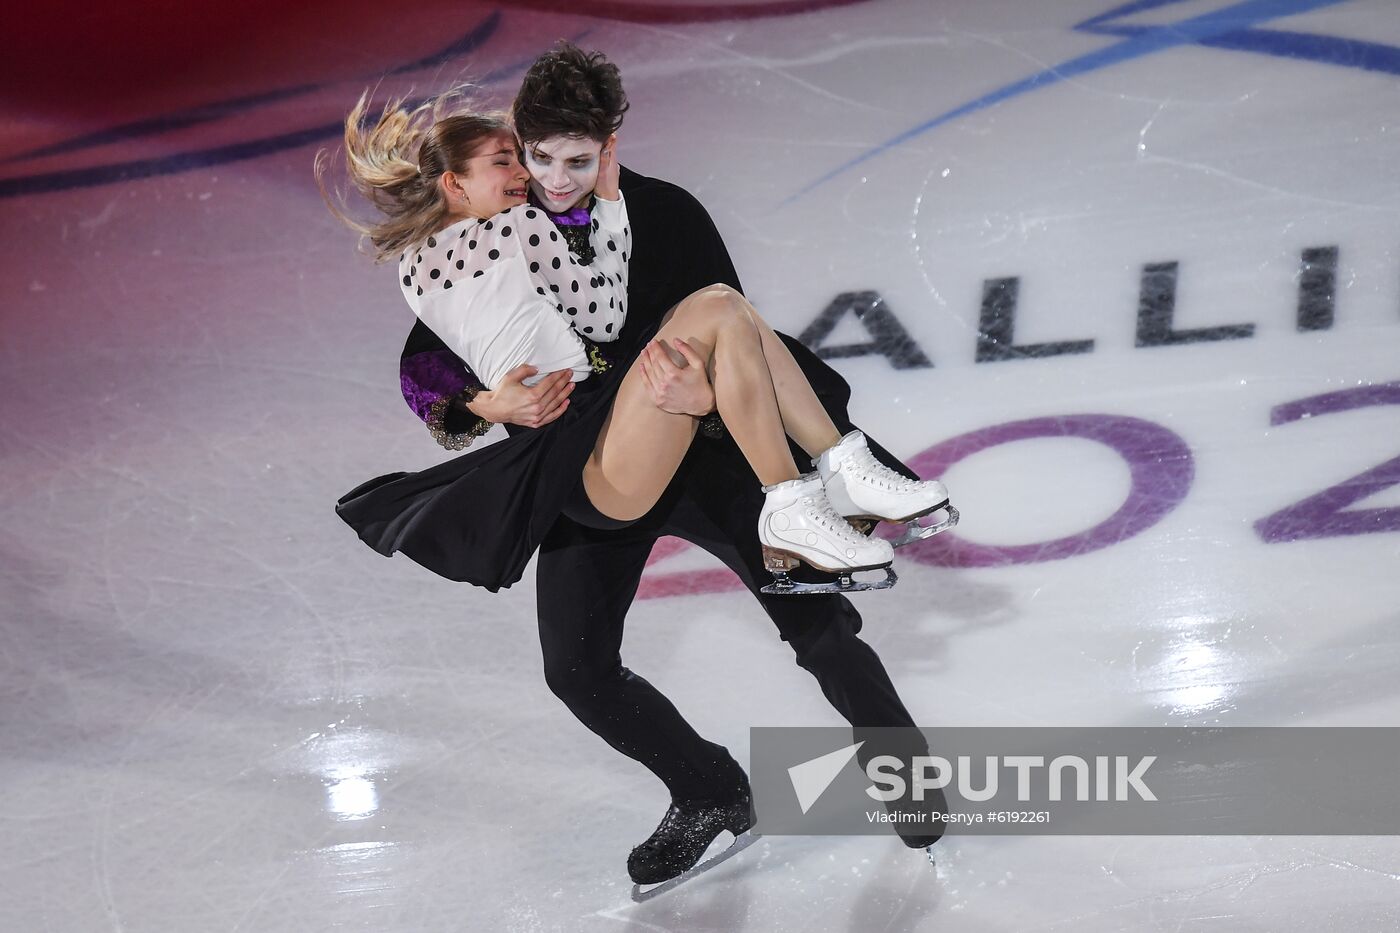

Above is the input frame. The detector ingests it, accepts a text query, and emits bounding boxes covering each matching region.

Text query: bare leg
[584,285,803,522]
[749,311,843,459]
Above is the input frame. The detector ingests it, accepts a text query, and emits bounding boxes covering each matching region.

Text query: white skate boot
[814,430,959,549]
[758,472,897,595]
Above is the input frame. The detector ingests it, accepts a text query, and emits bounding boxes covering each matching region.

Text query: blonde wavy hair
[315,87,513,262]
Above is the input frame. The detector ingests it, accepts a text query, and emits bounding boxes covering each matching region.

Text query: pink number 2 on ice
[1254,383,1400,543]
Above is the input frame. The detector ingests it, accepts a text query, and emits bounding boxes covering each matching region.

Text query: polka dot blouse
[399,194,632,390]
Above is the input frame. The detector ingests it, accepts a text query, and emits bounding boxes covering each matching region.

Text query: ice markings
[785,0,1351,203]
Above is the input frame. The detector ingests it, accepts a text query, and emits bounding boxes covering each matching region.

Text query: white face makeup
[523,134,604,212]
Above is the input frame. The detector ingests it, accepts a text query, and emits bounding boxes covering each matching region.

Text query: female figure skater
[326,90,951,595]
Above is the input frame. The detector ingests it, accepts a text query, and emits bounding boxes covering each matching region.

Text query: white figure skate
[815,430,959,549]
[758,472,897,595]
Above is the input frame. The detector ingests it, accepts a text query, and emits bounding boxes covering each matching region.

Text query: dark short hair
[513,41,628,145]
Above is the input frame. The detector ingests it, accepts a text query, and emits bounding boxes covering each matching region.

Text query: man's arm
[400,318,575,448]
[400,318,494,450]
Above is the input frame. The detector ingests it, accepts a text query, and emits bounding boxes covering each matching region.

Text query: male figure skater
[398,43,942,884]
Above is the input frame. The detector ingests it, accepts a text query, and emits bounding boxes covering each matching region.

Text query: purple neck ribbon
[531,192,593,226]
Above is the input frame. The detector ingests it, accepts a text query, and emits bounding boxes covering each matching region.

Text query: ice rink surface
[4,0,1400,929]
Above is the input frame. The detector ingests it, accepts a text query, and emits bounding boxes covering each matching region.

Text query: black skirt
[335,320,661,592]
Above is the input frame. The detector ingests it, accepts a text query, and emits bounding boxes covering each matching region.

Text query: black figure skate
[628,781,756,889]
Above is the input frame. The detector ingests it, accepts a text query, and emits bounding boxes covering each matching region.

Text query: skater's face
[522,135,603,212]
[444,132,531,220]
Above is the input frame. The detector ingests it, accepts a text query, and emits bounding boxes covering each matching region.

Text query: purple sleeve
[400,349,493,450]
[401,349,471,422]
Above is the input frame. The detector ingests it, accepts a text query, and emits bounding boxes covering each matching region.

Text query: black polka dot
[588,301,596,313]
[567,306,576,316]
[474,270,484,278]
[484,221,493,230]
[429,268,440,279]
[551,257,561,270]
[584,326,593,334]
[592,219,599,231]
[623,226,629,236]
[410,267,417,277]
[550,284,559,293]
[456,260,464,270]
[607,240,617,251]
[570,281,579,293]
[446,249,453,260]
[402,275,411,286]
[556,303,564,312]
[549,231,558,241]
[427,236,436,247]
[469,240,477,250]
[444,280,453,289]
[536,287,545,295]
[501,226,512,237]
[525,209,537,219]
[488,249,500,260]
[529,234,540,247]
[605,323,613,333]
[458,230,465,239]
[622,251,627,261]
[530,262,540,273]
[416,286,423,296]
[416,254,422,263]
[609,297,614,308]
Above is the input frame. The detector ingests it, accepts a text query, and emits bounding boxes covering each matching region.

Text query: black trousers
[535,433,924,802]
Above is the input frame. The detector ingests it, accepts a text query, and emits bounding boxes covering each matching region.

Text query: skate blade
[760,564,898,596]
[629,831,758,903]
[888,504,959,549]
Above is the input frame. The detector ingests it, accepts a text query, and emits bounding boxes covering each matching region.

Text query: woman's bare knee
[674,284,753,334]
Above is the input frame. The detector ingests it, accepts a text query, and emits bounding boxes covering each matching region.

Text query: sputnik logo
[787,741,864,814]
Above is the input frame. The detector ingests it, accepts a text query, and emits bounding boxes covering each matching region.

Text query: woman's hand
[638,338,715,417]
[464,365,573,428]
[595,134,620,202]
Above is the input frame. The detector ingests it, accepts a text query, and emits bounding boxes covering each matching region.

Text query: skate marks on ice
[627,830,759,903]
[617,832,936,919]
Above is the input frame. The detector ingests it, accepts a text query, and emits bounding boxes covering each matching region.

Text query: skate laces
[848,445,920,492]
[640,799,725,850]
[801,493,870,544]
[655,804,685,835]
